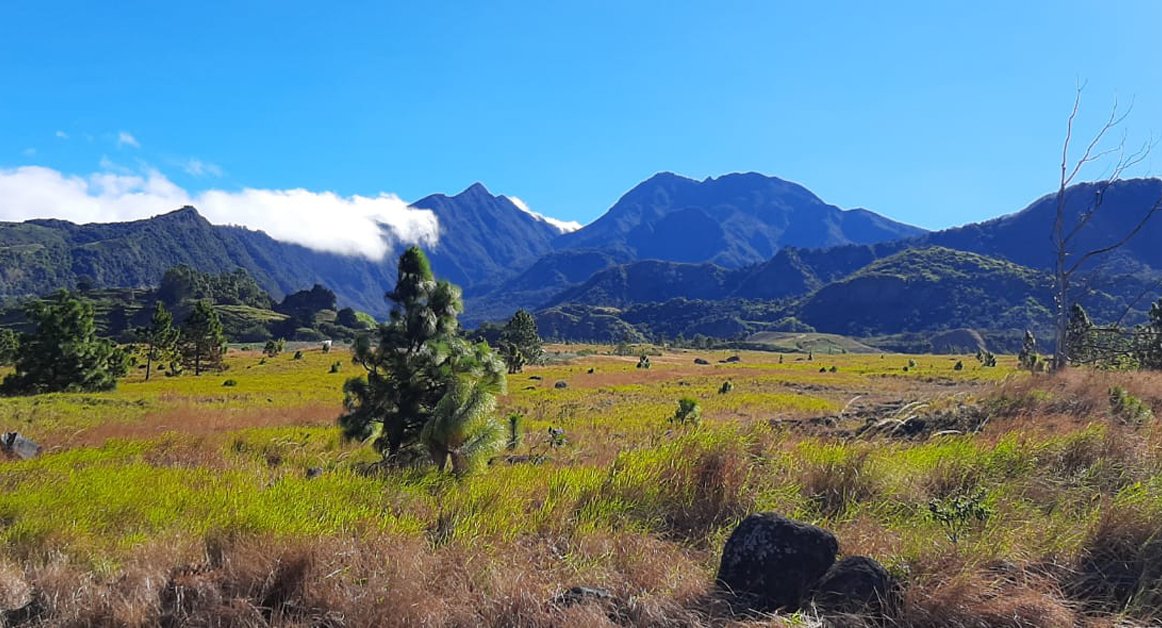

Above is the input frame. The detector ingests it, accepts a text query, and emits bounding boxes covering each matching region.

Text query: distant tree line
[0,265,384,395]
[1062,300,1162,370]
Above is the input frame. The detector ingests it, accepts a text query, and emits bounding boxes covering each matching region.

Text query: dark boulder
[554,380,568,389]
[694,358,710,365]
[811,556,899,617]
[716,512,838,611]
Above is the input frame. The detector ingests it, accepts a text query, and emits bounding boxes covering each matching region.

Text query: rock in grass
[553,586,614,607]
[716,512,838,612]
[811,556,899,617]
[554,380,568,389]
[694,358,710,365]
[1,432,40,460]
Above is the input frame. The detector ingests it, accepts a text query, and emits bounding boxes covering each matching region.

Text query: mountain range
[2,172,1160,348]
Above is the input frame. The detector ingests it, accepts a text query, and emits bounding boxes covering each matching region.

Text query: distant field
[744,331,882,354]
[1,345,1160,626]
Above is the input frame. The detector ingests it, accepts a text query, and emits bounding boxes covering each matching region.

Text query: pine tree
[138,301,179,381]
[1018,330,1039,372]
[1065,304,1094,366]
[421,343,507,474]
[0,328,18,367]
[670,397,702,427]
[2,291,128,394]
[499,309,543,374]
[499,341,526,374]
[1139,299,1162,370]
[339,246,507,468]
[180,299,227,376]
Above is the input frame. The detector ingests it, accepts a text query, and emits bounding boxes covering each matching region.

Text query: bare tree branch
[1067,194,1162,275]
[1051,84,1159,369]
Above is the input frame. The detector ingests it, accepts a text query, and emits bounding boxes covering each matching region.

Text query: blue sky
[2,1,1160,254]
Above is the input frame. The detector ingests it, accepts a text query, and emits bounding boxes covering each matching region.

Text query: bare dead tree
[1051,83,1160,369]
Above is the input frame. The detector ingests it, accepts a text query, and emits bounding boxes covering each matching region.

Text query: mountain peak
[642,171,696,185]
[558,170,925,268]
[155,205,210,225]
[457,182,494,198]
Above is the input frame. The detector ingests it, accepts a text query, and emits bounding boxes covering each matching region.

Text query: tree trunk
[429,443,450,472]
[450,451,469,476]
[1054,263,1070,370]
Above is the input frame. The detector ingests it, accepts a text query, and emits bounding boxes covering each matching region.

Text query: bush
[222,379,238,387]
[927,487,991,544]
[505,413,524,451]
[329,361,342,374]
[670,397,702,427]
[263,338,285,358]
[291,327,326,342]
[235,324,273,343]
[293,351,304,361]
[1109,386,1153,423]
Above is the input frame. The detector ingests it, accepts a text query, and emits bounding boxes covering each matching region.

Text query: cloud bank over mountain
[505,195,582,233]
[0,165,439,260]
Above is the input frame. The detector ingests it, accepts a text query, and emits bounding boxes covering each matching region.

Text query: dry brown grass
[898,551,1081,628]
[1066,497,1162,620]
[800,447,879,520]
[658,440,755,542]
[988,369,1162,428]
[0,531,813,627]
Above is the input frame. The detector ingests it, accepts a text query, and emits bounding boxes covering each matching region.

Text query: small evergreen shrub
[670,397,702,428]
[1109,386,1154,423]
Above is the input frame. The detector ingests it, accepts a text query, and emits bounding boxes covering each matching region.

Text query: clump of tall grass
[797,443,878,519]
[1067,487,1162,619]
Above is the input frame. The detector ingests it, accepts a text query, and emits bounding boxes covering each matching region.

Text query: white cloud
[183,158,223,177]
[0,165,439,260]
[54,131,69,140]
[116,131,140,148]
[21,148,36,157]
[505,195,582,233]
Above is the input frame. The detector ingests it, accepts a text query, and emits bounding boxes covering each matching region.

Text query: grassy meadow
[1,345,1161,626]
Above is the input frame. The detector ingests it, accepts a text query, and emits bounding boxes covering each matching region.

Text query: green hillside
[797,247,1054,337]
[744,331,882,354]
[0,267,374,345]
